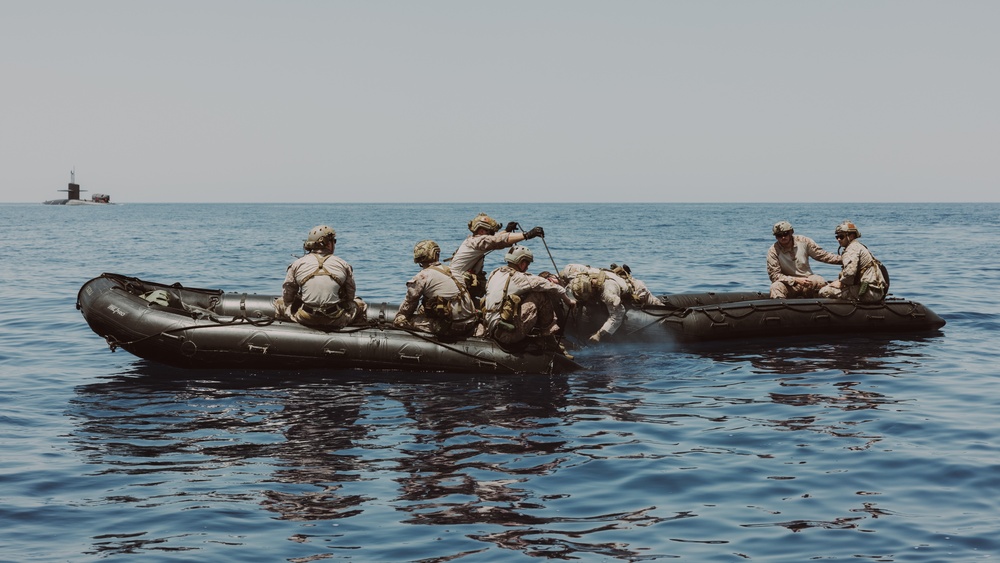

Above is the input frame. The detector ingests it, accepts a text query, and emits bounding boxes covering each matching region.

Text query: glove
[525,226,544,240]
[589,331,602,343]
[393,314,409,327]
[504,221,519,233]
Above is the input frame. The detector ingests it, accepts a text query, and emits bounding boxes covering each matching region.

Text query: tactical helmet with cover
[504,245,534,266]
[468,213,501,234]
[772,221,794,236]
[304,225,336,251]
[569,275,594,301]
[834,221,860,238]
[413,240,441,264]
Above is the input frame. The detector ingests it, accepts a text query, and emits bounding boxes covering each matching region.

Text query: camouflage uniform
[482,266,569,345]
[275,252,365,329]
[450,231,518,292]
[559,264,634,338]
[818,240,887,303]
[608,265,664,307]
[767,235,842,298]
[395,262,479,337]
[559,264,663,340]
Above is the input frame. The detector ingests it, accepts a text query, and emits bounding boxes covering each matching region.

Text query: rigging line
[540,235,559,274]
[621,307,677,337]
[106,317,522,373]
[103,315,277,349]
[513,222,559,274]
[379,323,523,374]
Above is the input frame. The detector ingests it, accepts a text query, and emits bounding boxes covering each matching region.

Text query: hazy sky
[3,1,997,203]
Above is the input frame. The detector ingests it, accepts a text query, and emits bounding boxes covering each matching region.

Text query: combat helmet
[413,240,441,264]
[504,245,534,266]
[834,221,861,238]
[568,275,593,301]
[304,225,336,251]
[468,213,501,234]
[772,221,794,236]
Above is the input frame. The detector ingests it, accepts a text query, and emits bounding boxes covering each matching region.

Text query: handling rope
[512,222,559,275]
[539,234,559,274]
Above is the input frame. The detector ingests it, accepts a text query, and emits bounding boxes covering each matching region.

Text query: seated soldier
[767,220,842,299]
[274,224,367,328]
[394,240,479,338]
[482,246,575,348]
[818,221,889,303]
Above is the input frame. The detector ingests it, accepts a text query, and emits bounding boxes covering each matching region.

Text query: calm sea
[1,202,998,562]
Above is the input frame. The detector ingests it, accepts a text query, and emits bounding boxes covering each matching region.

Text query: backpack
[877,260,890,294]
[858,244,890,296]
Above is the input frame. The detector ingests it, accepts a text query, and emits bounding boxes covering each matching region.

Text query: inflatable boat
[77,273,580,375]
[76,274,945,375]
[563,290,946,343]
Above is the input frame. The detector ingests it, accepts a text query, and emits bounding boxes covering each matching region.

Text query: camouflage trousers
[404,313,480,339]
[818,283,885,303]
[770,275,828,299]
[489,292,559,345]
[273,297,368,329]
[631,279,665,306]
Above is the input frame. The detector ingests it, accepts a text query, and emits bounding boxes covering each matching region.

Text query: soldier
[560,263,662,343]
[483,246,575,347]
[767,220,842,298]
[450,212,544,299]
[274,225,367,328]
[394,240,479,338]
[819,221,889,303]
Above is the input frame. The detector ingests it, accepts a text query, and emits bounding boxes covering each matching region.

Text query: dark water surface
[1,202,998,562]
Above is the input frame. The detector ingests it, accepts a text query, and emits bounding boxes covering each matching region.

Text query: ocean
[1,202,998,562]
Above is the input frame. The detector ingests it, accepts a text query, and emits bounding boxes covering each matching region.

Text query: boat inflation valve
[181,340,198,357]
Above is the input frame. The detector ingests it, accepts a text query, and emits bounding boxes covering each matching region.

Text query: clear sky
[3,1,997,203]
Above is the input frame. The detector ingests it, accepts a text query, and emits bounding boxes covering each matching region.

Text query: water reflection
[69,365,374,523]
[693,336,940,457]
[363,376,663,559]
[64,332,944,559]
[261,384,372,521]
[66,365,661,559]
[691,333,939,377]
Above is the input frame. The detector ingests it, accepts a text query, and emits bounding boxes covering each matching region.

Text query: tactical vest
[855,243,890,297]
[609,266,646,302]
[300,254,350,303]
[486,267,521,332]
[575,268,642,303]
[422,265,466,322]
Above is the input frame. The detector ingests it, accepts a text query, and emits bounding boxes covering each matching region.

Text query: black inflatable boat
[77,274,945,374]
[77,273,580,375]
[564,290,946,343]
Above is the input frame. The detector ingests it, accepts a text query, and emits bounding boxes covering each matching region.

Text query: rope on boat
[101,310,576,374]
[102,313,276,350]
[687,299,924,324]
[376,320,584,373]
[619,306,677,338]
[375,323,525,374]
